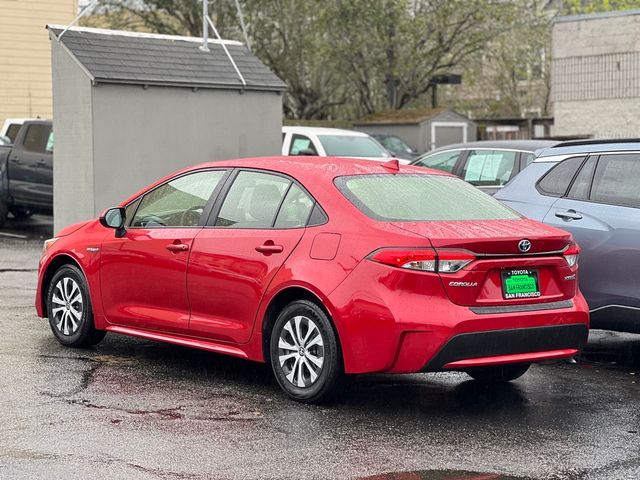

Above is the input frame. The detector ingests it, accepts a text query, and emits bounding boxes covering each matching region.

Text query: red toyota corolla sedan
[36,157,589,403]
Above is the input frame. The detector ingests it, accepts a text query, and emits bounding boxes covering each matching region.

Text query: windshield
[318,135,389,158]
[335,174,520,221]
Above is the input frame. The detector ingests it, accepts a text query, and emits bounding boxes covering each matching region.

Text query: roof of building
[554,9,640,24]
[354,108,472,126]
[47,25,286,92]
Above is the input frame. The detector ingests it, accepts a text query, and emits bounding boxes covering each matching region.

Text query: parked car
[1,118,36,144]
[282,126,407,163]
[495,140,640,333]
[0,120,53,225]
[370,133,418,160]
[37,156,588,403]
[411,140,558,195]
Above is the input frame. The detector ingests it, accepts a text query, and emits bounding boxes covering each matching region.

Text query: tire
[0,201,8,228]
[46,265,106,348]
[269,300,342,403]
[10,206,34,219]
[466,363,531,383]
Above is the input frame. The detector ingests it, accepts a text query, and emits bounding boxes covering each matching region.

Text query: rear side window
[536,156,585,197]
[274,183,314,228]
[461,150,517,186]
[590,154,640,208]
[335,174,520,221]
[567,156,597,201]
[22,124,52,153]
[413,150,460,173]
[6,124,21,143]
[215,171,290,228]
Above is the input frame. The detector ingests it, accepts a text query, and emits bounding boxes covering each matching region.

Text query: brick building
[0,0,77,126]
[552,10,640,138]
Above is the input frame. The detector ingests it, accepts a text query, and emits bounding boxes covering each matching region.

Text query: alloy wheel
[51,277,84,336]
[278,315,325,388]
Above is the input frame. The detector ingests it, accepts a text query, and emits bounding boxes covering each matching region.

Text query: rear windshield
[335,174,520,221]
[318,135,389,158]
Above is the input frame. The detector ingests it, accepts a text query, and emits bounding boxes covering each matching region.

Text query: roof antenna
[199,0,209,52]
[233,0,251,51]
[204,15,247,88]
[56,0,100,42]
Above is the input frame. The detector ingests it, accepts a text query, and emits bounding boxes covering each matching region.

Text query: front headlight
[42,237,59,255]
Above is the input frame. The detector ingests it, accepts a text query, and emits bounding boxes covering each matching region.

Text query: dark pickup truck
[0,120,53,226]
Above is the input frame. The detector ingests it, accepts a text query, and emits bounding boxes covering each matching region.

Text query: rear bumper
[329,259,590,374]
[421,323,588,371]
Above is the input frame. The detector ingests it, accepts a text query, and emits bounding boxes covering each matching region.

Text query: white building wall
[552,11,640,138]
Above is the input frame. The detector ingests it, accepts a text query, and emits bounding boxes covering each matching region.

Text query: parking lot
[0,216,638,480]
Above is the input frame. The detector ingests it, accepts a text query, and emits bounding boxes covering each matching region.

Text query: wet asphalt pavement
[1,216,639,480]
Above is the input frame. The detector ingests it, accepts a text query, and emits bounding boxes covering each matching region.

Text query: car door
[187,170,315,343]
[543,153,640,310]
[8,123,53,207]
[100,169,228,334]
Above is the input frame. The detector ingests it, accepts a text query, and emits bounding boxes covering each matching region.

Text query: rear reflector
[563,243,580,268]
[368,248,474,273]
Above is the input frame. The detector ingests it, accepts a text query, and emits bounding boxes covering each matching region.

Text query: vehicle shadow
[0,214,53,240]
[579,329,640,371]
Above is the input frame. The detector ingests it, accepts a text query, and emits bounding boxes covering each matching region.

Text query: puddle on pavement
[358,471,535,480]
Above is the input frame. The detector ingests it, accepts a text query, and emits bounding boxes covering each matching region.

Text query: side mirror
[99,207,126,237]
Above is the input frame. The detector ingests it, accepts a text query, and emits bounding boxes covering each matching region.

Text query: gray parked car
[495,140,640,333]
[411,140,558,195]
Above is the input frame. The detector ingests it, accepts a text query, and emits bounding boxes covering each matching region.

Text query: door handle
[9,156,21,164]
[255,242,284,254]
[555,210,583,221]
[36,159,48,167]
[166,243,189,252]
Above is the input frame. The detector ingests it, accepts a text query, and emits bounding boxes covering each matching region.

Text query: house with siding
[0,0,77,125]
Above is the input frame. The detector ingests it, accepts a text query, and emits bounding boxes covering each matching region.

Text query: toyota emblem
[518,239,531,253]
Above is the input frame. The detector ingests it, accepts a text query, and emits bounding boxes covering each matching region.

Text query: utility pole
[200,0,210,52]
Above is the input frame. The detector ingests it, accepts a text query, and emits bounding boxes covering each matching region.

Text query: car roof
[121,156,450,206]
[421,139,560,156]
[282,126,369,137]
[536,140,640,160]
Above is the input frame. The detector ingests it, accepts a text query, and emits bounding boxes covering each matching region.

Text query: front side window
[289,134,318,155]
[536,156,585,197]
[132,170,225,227]
[590,154,640,208]
[23,124,52,153]
[413,150,460,173]
[461,150,517,186]
[336,174,520,221]
[215,171,291,228]
[317,135,389,158]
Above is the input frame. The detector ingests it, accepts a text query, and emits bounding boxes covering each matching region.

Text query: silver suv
[495,140,640,333]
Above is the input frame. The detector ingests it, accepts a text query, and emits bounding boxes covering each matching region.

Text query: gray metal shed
[353,108,477,154]
[48,25,286,231]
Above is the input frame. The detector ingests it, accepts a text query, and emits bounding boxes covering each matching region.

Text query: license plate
[501,269,540,299]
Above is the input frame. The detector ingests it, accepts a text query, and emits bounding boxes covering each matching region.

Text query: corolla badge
[518,239,531,253]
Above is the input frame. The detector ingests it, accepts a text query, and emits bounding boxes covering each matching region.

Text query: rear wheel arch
[41,254,85,317]
[261,286,342,363]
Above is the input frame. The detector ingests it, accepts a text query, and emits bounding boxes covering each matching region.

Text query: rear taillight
[368,248,474,273]
[563,243,580,268]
